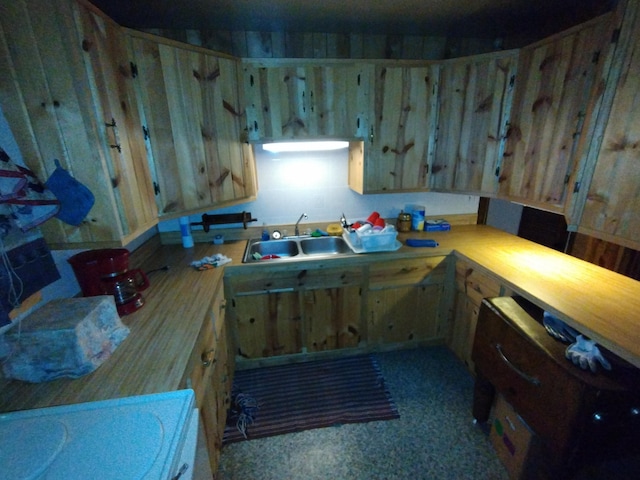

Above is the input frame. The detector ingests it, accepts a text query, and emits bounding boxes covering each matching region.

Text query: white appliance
[0,389,198,480]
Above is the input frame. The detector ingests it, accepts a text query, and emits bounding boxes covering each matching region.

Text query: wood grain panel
[500,15,614,211]
[579,7,640,246]
[432,51,517,195]
[366,64,439,191]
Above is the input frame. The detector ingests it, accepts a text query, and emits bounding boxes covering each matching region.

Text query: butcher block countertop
[1,225,639,412]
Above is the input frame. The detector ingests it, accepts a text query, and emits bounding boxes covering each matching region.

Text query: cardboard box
[490,395,536,480]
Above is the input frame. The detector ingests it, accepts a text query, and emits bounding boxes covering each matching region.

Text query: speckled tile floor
[217,346,509,480]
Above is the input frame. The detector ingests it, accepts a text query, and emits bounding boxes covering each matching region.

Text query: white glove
[543,311,579,343]
[565,335,612,373]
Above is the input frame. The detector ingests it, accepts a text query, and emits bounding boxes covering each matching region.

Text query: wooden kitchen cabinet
[350,64,440,193]
[366,256,451,346]
[183,279,231,475]
[128,32,258,218]
[226,265,362,359]
[498,14,616,213]
[448,259,513,372]
[430,51,517,195]
[568,2,640,250]
[241,61,371,141]
[0,0,158,248]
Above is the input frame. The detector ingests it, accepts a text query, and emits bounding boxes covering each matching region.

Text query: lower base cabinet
[183,281,232,476]
[448,259,512,372]
[225,256,452,362]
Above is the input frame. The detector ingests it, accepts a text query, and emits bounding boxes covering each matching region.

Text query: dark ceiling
[90,0,614,39]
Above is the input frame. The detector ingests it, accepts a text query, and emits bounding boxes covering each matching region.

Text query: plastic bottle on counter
[179,216,194,248]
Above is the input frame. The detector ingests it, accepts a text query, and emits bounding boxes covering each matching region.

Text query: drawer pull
[495,343,541,386]
[201,349,215,367]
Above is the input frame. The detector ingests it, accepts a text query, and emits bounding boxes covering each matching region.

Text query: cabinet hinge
[564,174,571,185]
[153,182,160,195]
[611,28,621,44]
[143,125,150,140]
[130,62,138,78]
[495,166,500,177]
[509,75,515,88]
[592,51,600,64]
[574,181,581,193]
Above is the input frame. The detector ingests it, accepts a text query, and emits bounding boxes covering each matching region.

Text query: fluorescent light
[262,141,349,153]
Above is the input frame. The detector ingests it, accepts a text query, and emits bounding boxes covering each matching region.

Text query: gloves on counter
[543,311,579,343]
[566,335,612,373]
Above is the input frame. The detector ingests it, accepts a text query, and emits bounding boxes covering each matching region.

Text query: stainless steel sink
[299,236,351,255]
[247,239,299,260]
[243,236,354,263]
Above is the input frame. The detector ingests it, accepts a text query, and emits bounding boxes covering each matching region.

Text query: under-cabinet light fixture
[262,141,349,153]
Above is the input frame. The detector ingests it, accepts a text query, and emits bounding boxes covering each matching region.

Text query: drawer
[472,299,585,455]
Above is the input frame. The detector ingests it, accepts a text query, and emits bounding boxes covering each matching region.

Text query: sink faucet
[295,213,308,236]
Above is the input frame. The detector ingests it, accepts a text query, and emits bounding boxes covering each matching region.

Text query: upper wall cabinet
[241,61,371,142]
[569,2,640,249]
[430,51,518,195]
[0,0,158,248]
[498,14,616,213]
[350,64,439,193]
[128,33,257,218]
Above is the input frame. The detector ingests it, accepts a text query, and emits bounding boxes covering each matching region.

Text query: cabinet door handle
[201,349,215,367]
[495,343,541,386]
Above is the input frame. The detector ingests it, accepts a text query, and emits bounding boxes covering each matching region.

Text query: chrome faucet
[295,213,308,236]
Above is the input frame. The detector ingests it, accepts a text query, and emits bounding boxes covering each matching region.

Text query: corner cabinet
[241,61,371,142]
[0,0,158,248]
[127,32,258,218]
[430,51,517,195]
[568,1,640,250]
[498,14,617,213]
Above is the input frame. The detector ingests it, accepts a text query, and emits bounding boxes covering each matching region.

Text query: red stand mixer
[68,248,149,316]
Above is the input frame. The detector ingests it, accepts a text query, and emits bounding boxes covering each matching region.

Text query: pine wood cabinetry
[430,51,517,195]
[0,0,157,248]
[569,2,640,250]
[128,32,258,218]
[182,279,231,475]
[225,265,362,359]
[225,256,452,362]
[448,259,513,373]
[366,256,451,345]
[241,61,371,141]
[498,14,616,213]
[351,64,440,193]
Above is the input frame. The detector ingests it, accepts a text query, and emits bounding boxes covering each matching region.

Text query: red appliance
[68,248,149,315]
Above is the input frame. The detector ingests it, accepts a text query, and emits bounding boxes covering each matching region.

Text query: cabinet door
[499,15,614,212]
[0,0,157,248]
[575,7,640,249]
[231,291,302,358]
[431,51,517,195]
[367,257,449,345]
[362,64,439,192]
[129,33,257,217]
[242,62,371,141]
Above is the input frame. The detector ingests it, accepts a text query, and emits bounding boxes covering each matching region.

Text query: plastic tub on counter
[342,227,401,253]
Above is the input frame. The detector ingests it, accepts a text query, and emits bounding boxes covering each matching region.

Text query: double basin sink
[242,236,353,263]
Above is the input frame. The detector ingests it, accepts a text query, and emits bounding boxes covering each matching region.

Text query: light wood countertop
[1,225,639,413]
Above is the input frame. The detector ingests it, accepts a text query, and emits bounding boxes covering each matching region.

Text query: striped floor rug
[222,355,400,444]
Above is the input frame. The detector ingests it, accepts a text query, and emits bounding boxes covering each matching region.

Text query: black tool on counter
[406,238,439,248]
[191,212,257,231]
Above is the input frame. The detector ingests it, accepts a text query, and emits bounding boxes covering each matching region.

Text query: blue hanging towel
[45,159,95,226]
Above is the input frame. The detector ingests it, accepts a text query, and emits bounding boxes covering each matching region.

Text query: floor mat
[222,355,400,444]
